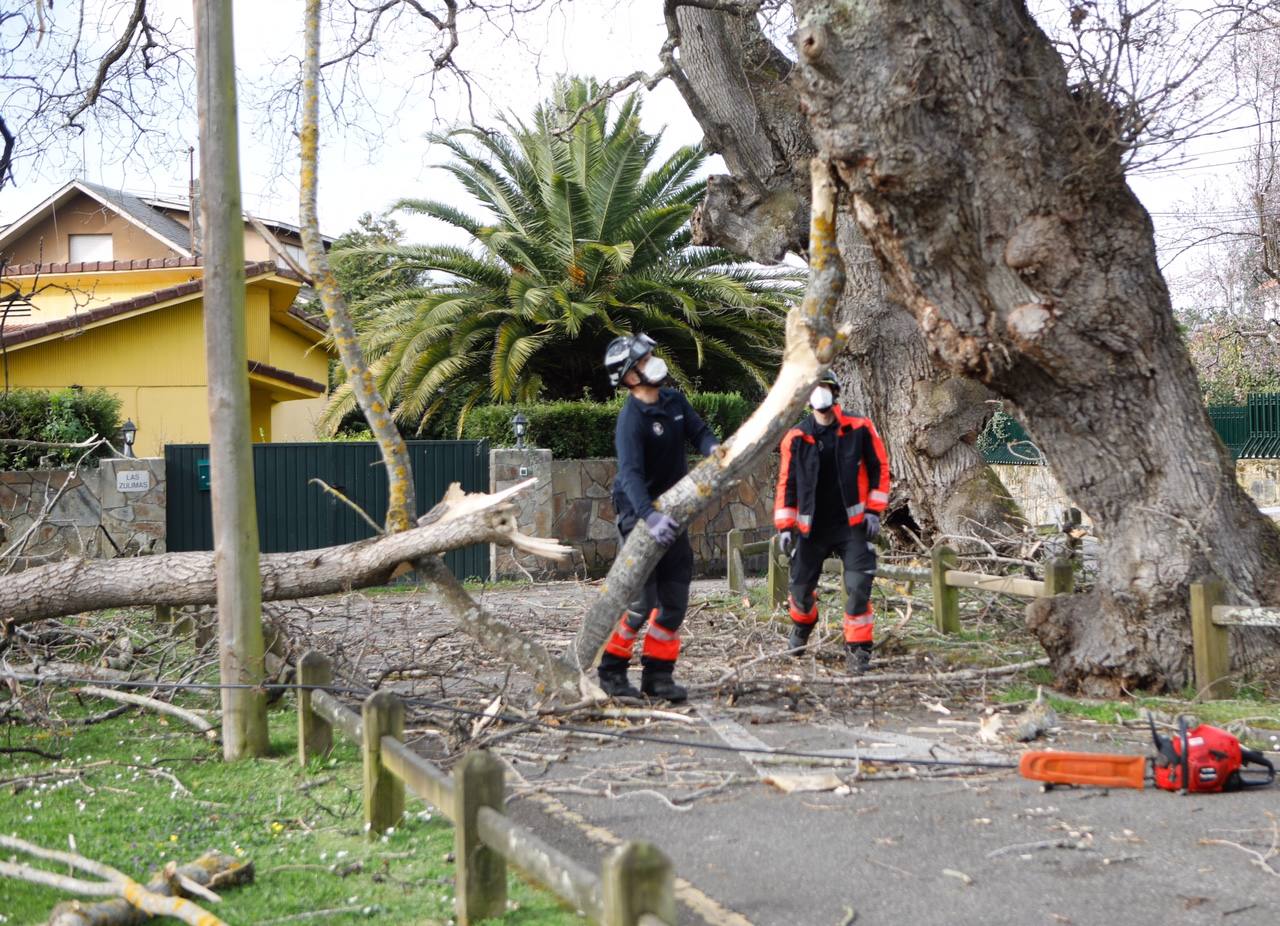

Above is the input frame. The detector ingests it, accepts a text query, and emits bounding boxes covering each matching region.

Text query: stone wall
[1237,459,1280,509]
[0,457,166,567]
[492,449,778,579]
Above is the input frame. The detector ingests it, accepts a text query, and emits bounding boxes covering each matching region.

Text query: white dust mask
[809,386,834,410]
[642,356,669,385]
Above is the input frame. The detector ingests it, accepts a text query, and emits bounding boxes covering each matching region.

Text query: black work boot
[640,657,688,703]
[787,621,815,657]
[597,652,641,699]
[845,642,872,675]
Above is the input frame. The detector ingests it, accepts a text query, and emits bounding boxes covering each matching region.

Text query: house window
[69,234,114,262]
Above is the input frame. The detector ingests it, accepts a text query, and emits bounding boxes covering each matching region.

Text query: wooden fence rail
[296,652,675,926]
[726,530,1073,635]
[1189,577,1280,700]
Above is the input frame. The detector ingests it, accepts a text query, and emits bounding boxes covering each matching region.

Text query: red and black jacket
[774,405,890,535]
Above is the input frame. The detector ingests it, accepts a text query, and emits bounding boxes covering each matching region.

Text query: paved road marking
[507,763,755,926]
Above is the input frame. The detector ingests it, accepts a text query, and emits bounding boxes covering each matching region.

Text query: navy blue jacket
[612,388,718,532]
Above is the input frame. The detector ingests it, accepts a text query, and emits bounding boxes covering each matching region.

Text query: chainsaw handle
[1238,748,1276,789]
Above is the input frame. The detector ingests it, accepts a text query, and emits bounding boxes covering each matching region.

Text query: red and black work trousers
[602,528,693,665]
[788,522,877,644]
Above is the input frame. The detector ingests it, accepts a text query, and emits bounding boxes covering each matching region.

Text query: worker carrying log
[597,333,720,702]
[774,371,890,674]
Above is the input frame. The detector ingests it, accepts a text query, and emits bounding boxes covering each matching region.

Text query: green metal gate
[165,441,490,580]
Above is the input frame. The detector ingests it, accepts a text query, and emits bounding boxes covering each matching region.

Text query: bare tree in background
[0,1,191,190]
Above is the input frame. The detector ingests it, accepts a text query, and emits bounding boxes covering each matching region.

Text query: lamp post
[121,419,137,458]
[512,411,528,451]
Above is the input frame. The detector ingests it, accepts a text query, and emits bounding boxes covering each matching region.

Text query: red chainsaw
[1020,715,1276,793]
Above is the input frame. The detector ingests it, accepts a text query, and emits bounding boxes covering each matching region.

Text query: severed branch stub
[573,158,849,670]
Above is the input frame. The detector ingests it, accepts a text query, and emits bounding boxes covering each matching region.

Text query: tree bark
[194,0,268,760]
[574,159,848,669]
[672,6,1017,542]
[791,0,1280,693]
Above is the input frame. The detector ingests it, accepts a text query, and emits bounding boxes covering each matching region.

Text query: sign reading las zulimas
[116,470,151,493]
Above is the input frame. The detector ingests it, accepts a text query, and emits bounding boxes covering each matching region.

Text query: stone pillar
[98,457,167,555]
[489,448,553,580]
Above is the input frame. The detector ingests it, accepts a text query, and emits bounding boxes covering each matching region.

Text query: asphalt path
[504,714,1280,926]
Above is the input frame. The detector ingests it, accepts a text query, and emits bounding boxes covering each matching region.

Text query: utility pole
[194,0,268,759]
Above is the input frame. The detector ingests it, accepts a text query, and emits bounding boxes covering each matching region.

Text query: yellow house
[0,180,334,457]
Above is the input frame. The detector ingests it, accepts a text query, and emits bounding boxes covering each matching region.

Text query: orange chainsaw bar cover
[1019,751,1147,789]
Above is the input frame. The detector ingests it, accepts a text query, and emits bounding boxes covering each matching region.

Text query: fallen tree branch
[0,479,568,629]
[76,685,216,735]
[573,158,850,669]
[0,836,251,926]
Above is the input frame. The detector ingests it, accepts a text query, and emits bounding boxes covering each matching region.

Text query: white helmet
[603,333,657,388]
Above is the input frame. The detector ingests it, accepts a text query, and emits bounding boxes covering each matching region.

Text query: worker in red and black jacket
[774,371,890,674]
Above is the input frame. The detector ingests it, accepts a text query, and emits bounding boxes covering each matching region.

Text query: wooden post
[155,604,173,624]
[726,529,744,593]
[195,0,268,760]
[297,650,333,767]
[930,545,960,634]
[361,691,404,836]
[193,609,217,652]
[1042,559,1074,597]
[602,841,676,926]
[767,534,789,609]
[454,750,507,924]
[1190,579,1232,700]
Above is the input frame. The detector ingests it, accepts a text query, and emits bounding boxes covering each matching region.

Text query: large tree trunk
[791,0,1280,693]
[672,6,1017,542]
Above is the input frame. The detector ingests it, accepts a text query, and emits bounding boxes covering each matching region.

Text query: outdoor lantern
[121,419,137,458]
[512,411,528,451]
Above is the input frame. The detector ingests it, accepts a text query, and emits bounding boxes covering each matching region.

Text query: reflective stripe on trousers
[641,617,681,661]
[843,608,874,644]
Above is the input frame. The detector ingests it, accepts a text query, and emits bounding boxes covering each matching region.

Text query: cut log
[0,480,567,630]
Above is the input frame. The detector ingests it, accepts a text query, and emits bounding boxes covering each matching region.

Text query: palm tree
[321,77,801,435]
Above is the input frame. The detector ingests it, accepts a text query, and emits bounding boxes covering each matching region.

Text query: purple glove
[644,511,679,546]
[863,513,881,540]
[778,529,797,556]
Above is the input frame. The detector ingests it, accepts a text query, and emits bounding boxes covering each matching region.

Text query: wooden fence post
[297,650,333,767]
[1190,579,1232,700]
[726,529,744,594]
[361,691,404,837]
[454,750,507,924]
[767,534,789,609]
[930,545,960,634]
[1042,559,1074,597]
[602,841,676,926]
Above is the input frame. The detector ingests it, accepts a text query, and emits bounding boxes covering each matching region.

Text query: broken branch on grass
[75,685,216,735]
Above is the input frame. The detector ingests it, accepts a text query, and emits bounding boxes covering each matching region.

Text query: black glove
[778,528,798,556]
[644,511,679,546]
[863,513,881,540]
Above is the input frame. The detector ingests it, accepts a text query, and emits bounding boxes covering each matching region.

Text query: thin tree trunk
[791,0,1280,693]
[672,5,1018,542]
[574,160,847,669]
[194,0,268,759]
[299,0,416,533]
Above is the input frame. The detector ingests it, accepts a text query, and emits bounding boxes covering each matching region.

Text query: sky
[0,0,1269,304]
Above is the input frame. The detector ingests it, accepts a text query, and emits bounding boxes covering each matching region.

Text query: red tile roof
[4,257,207,276]
[248,361,326,394]
[0,261,326,345]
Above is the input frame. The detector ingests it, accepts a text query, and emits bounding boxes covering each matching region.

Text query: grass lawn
[1,699,585,925]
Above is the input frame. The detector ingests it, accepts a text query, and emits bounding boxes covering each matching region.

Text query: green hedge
[0,387,123,469]
[462,392,752,459]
